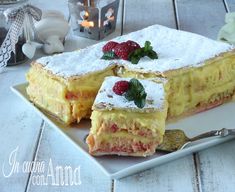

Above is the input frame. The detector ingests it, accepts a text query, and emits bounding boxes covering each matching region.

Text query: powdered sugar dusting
[36,25,234,77]
[37,44,114,77]
[93,76,166,111]
[117,25,234,73]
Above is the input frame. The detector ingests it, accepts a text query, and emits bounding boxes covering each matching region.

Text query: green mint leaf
[136,48,145,56]
[124,90,135,101]
[124,79,138,100]
[130,56,141,64]
[134,97,146,108]
[144,41,152,51]
[101,51,116,60]
[124,78,147,108]
[129,78,144,90]
[128,41,158,64]
[147,50,158,59]
[128,48,143,64]
[139,90,147,98]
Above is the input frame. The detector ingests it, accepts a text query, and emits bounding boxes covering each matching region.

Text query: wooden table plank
[123,0,176,34]
[175,0,227,39]
[198,140,235,192]
[0,63,43,192]
[26,124,112,192]
[115,156,198,192]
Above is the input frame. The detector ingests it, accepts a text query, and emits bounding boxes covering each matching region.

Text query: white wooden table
[1,0,235,191]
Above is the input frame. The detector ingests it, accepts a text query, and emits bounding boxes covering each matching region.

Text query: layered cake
[26,24,235,125]
[86,77,168,156]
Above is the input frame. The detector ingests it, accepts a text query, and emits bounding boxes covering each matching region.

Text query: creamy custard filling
[27,66,67,100]
[168,60,235,117]
[27,83,72,122]
[90,110,167,135]
[94,132,157,144]
[28,84,94,123]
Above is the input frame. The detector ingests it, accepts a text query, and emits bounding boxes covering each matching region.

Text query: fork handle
[190,128,235,142]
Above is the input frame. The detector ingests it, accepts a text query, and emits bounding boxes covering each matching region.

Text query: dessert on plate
[86,76,168,156]
[26,24,235,125]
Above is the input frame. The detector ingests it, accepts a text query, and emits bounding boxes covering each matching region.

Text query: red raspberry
[110,124,118,132]
[113,80,129,95]
[102,41,119,52]
[113,42,131,60]
[126,40,140,53]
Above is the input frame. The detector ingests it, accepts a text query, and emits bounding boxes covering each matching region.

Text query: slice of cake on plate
[86,76,168,157]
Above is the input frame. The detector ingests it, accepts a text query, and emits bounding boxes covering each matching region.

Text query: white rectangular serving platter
[11,83,235,179]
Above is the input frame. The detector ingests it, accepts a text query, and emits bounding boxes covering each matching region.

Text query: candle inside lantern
[80,20,94,27]
[77,11,94,28]
[68,0,119,40]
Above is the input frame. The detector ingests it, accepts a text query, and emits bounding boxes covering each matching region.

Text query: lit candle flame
[79,20,94,28]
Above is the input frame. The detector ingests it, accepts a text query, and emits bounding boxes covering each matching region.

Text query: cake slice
[86,76,168,157]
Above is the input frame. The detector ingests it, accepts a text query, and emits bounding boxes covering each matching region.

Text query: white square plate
[11,83,235,179]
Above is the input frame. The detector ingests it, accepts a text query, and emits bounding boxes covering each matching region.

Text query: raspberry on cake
[101,40,157,63]
[102,41,119,53]
[112,80,129,95]
[86,77,168,157]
